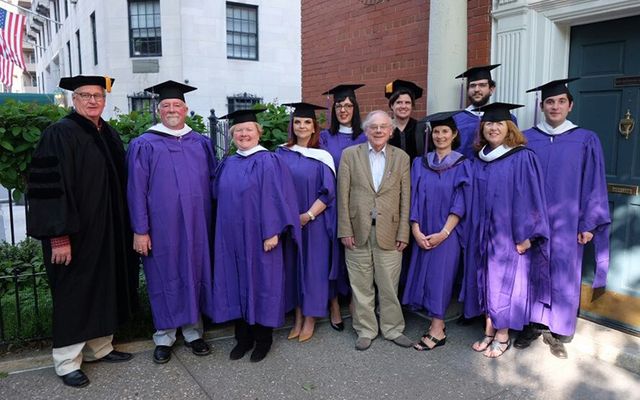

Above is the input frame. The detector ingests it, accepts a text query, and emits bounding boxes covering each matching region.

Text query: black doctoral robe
[26,112,139,348]
[389,117,426,162]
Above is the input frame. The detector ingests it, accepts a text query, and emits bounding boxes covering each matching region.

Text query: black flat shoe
[542,332,568,359]
[99,350,133,363]
[230,343,253,360]
[514,325,541,349]
[61,369,90,388]
[250,344,271,362]
[153,345,172,364]
[330,321,344,331]
[185,339,211,356]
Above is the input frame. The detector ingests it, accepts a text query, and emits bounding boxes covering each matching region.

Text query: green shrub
[0,238,46,297]
[108,111,209,150]
[0,101,68,200]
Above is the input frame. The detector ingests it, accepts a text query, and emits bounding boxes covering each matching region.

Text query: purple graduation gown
[453,111,518,160]
[319,129,367,296]
[464,147,550,330]
[127,130,216,330]
[524,126,611,336]
[211,150,301,328]
[276,147,337,317]
[402,154,471,319]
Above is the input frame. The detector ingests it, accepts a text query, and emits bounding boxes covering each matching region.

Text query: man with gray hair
[337,110,412,351]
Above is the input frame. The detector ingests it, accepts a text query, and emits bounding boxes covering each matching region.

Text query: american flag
[0,56,14,87]
[0,7,26,70]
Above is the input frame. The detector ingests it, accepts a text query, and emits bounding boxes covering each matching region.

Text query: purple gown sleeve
[512,151,549,246]
[317,163,335,205]
[449,160,472,219]
[126,139,151,235]
[579,134,611,288]
[260,154,301,241]
[409,158,423,224]
[512,150,551,305]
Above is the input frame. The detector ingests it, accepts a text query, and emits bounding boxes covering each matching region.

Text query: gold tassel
[104,76,112,93]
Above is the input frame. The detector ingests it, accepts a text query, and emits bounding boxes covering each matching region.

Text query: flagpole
[0,0,63,26]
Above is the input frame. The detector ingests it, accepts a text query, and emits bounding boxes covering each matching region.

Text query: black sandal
[413,333,447,351]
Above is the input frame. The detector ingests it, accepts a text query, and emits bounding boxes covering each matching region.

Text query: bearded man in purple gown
[127,81,216,364]
[516,78,611,359]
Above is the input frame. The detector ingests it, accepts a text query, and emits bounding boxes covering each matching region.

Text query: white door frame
[490,0,640,128]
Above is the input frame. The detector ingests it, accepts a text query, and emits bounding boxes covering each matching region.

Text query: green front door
[569,15,640,334]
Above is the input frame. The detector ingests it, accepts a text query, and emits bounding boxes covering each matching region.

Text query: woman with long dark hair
[277,102,337,343]
[319,84,367,331]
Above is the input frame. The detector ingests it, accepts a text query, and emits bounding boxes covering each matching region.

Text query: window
[90,12,98,65]
[227,93,262,113]
[53,1,60,33]
[66,41,72,75]
[226,3,258,60]
[75,30,82,74]
[128,92,154,112]
[23,73,37,87]
[128,0,162,57]
[24,50,36,64]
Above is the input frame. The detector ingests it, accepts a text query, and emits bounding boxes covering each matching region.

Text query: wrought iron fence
[0,265,51,345]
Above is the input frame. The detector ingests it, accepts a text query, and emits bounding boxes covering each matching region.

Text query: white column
[426,0,467,113]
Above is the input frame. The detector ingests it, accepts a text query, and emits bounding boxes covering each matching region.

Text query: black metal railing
[0,264,51,345]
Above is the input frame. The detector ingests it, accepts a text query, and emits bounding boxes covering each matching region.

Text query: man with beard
[453,64,518,159]
[127,80,216,364]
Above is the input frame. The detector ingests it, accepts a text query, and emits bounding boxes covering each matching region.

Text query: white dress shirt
[368,143,386,192]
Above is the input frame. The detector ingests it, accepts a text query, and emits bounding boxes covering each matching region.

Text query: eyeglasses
[334,104,354,110]
[367,124,391,131]
[74,92,106,102]
[468,82,490,90]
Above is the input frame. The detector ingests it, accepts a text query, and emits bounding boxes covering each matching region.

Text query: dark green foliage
[0,238,46,296]
[255,103,290,151]
[0,100,68,199]
[108,111,208,150]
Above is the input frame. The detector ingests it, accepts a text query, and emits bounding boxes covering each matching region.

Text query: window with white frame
[226,3,258,60]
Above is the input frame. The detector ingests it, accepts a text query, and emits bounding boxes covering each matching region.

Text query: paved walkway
[1,312,638,400]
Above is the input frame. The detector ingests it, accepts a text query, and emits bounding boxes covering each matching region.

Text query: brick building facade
[301,0,492,118]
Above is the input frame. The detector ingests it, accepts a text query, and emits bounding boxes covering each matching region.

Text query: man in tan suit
[337,110,412,351]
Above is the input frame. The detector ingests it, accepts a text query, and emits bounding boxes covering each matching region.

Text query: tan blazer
[337,143,410,250]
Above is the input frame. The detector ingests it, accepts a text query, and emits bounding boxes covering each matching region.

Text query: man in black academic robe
[26,75,138,388]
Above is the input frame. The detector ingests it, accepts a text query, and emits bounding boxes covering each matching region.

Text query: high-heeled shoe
[288,328,300,340]
[298,330,314,342]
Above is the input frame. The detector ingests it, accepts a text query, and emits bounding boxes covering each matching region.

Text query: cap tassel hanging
[104,76,112,93]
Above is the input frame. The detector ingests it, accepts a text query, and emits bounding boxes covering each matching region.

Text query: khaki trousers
[52,335,113,376]
[345,226,405,340]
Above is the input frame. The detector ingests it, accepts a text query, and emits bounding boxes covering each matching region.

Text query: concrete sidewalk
[0,312,638,400]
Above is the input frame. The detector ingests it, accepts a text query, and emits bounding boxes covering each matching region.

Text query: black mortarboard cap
[219,109,266,125]
[322,84,365,99]
[455,64,501,82]
[526,77,579,101]
[59,75,115,92]
[421,110,462,129]
[282,102,326,119]
[474,102,524,122]
[384,79,423,100]
[144,80,197,102]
